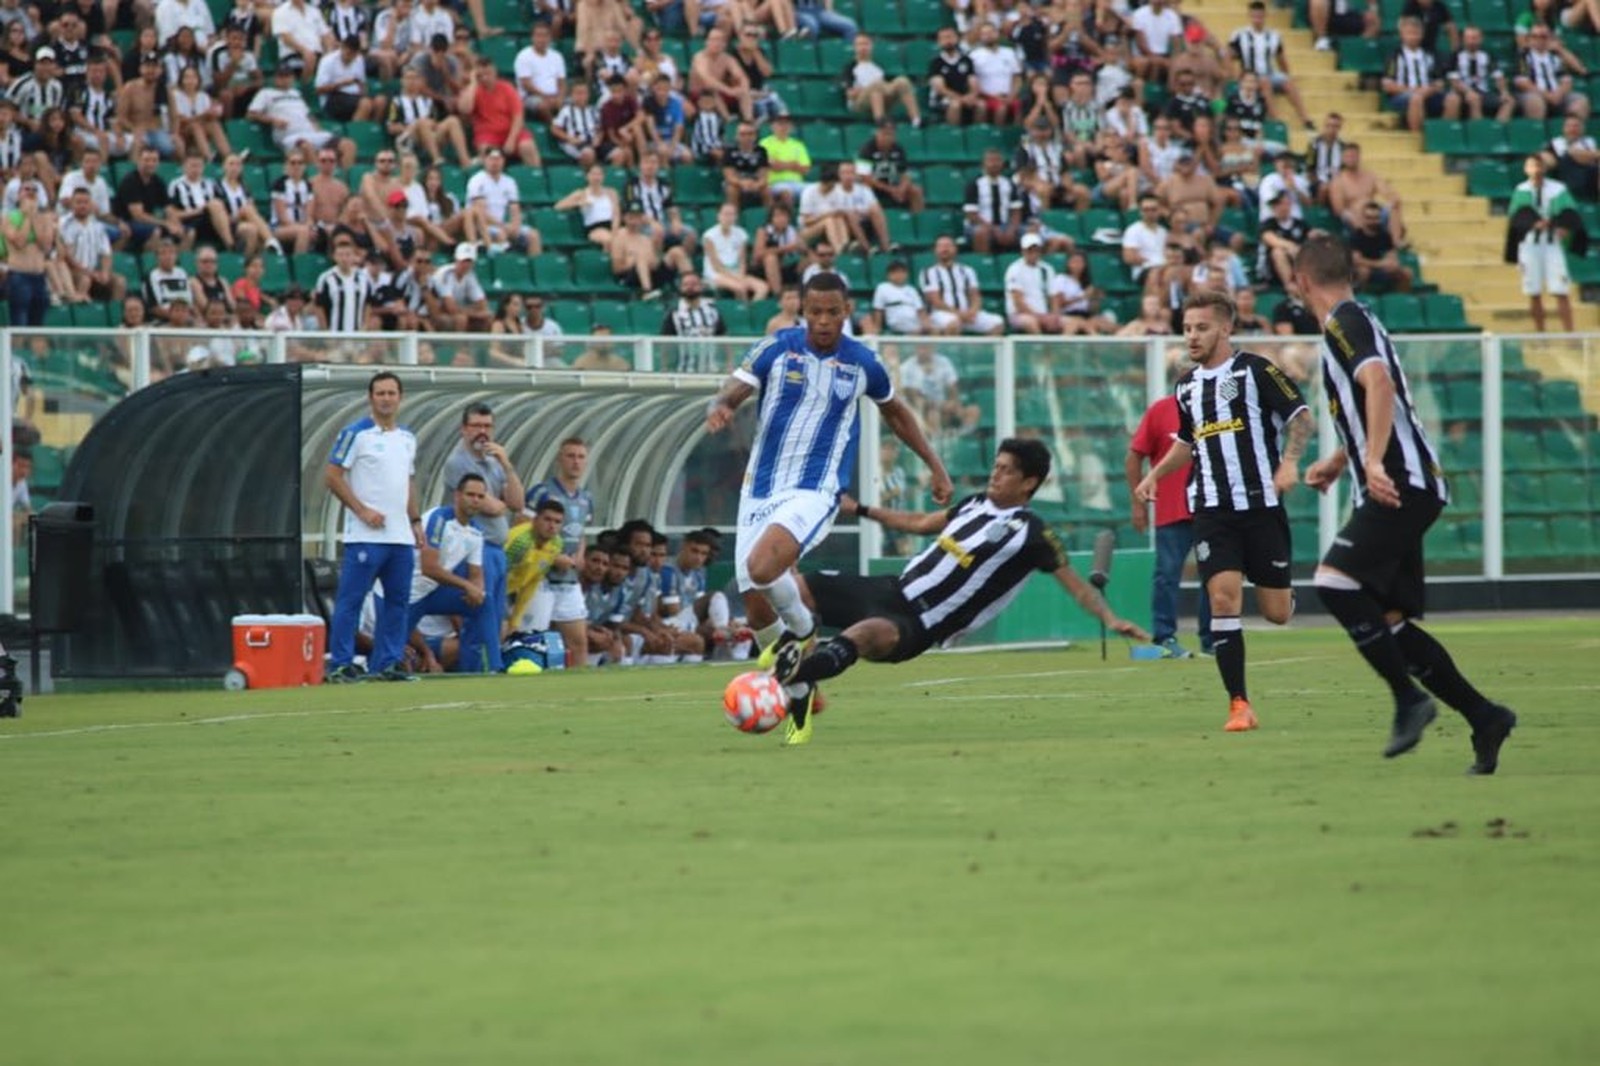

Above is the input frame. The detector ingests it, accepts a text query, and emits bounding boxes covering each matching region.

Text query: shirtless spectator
[358,148,404,218]
[1326,142,1406,246]
[117,50,176,158]
[1157,151,1227,235]
[308,143,351,249]
[689,27,752,123]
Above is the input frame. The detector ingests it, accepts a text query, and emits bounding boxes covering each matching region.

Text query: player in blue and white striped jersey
[704,273,952,738]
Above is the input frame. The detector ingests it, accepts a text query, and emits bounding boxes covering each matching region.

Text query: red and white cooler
[224,614,327,690]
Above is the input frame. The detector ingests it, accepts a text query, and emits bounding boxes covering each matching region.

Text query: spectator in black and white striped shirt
[69,51,135,158]
[550,80,601,167]
[57,187,125,304]
[143,237,193,321]
[1515,24,1591,121]
[1447,26,1511,122]
[387,66,471,168]
[9,47,67,133]
[1381,17,1461,131]
[314,238,376,331]
[1229,2,1314,130]
[920,235,1005,335]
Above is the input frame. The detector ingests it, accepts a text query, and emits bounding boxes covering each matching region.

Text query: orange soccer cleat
[1224,697,1259,732]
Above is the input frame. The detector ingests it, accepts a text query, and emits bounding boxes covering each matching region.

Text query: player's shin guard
[763,571,814,640]
[1210,616,1247,700]
[791,636,859,685]
[1314,574,1424,704]
[1391,620,1493,728]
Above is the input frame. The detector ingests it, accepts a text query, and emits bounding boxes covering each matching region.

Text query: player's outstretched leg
[1313,570,1436,757]
[1391,618,1518,774]
[773,620,903,746]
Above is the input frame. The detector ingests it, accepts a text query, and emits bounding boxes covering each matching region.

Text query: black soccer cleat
[1467,704,1518,776]
[1384,694,1438,758]
[771,636,805,685]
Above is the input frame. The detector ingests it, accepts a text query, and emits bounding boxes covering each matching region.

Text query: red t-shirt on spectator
[470,79,524,149]
[1130,395,1194,528]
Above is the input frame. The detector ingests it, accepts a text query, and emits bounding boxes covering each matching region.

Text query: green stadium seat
[549,302,591,334]
[915,208,963,244]
[1426,520,1467,561]
[861,3,906,34]
[573,248,627,293]
[1467,159,1517,199]
[292,254,330,287]
[798,80,850,120]
[1423,293,1471,330]
[513,170,547,204]
[343,122,390,160]
[31,445,66,492]
[491,257,534,291]
[817,38,851,72]
[260,255,292,293]
[1336,38,1386,75]
[806,124,846,161]
[1505,470,1547,510]
[1540,379,1585,417]
[1549,516,1594,556]
[775,37,820,75]
[1423,119,1467,155]
[530,208,583,248]
[1379,294,1425,332]
[902,39,938,78]
[42,306,74,329]
[924,168,967,205]
[717,302,753,334]
[481,37,522,74]
[1505,517,1553,557]
[1451,472,1482,512]
[674,166,724,206]
[1440,431,1483,471]
[629,302,666,334]
[965,126,1014,157]
[1507,118,1550,155]
[1469,0,1514,32]
[1504,432,1544,472]
[1541,426,1586,468]
[1503,378,1541,417]
[588,299,631,332]
[1463,119,1510,155]
[68,303,107,327]
[532,254,575,294]
[1444,379,1483,420]
[1543,471,1590,512]
[919,126,967,163]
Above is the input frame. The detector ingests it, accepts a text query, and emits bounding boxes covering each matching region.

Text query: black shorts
[1321,490,1443,619]
[1193,507,1293,589]
[1330,11,1367,36]
[803,570,933,663]
[323,93,361,122]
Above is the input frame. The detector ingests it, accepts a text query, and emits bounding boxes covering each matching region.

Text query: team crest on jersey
[1216,375,1239,403]
[1195,540,1210,561]
[984,520,1011,542]
[832,369,857,400]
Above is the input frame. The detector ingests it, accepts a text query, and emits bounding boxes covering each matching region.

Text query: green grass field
[2,619,1597,1065]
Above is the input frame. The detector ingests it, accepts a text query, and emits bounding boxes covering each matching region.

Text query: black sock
[1211,616,1247,700]
[793,636,859,686]
[1317,585,1425,705]
[1393,621,1493,728]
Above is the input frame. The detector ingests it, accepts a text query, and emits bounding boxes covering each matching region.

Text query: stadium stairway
[1185,0,1600,335]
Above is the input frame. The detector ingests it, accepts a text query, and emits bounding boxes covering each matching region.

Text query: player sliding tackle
[771,439,1149,743]
[705,273,954,746]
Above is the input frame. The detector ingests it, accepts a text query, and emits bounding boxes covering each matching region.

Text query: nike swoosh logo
[1271,561,1289,568]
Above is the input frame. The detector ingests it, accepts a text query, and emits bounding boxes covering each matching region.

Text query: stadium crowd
[3,0,1572,353]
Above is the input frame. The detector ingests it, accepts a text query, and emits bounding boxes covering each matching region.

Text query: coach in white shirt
[325,371,422,682]
[514,21,566,122]
[1004,233,1066,334]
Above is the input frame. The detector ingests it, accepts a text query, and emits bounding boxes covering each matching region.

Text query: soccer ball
[722,671,789,734]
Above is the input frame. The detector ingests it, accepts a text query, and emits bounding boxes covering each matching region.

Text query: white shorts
[734,488,839,592]
[524,581,587,629]
[1519,240,1570,297]
[666,605,699,633]
[928,308,1005,334]
[883,306,924,334]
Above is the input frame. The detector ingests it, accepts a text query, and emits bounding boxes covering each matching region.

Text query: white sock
[764,572,814,638]
[708,592,731,628]
[681,654,704,664]
[754,620,785,650]
[730,640,753,661]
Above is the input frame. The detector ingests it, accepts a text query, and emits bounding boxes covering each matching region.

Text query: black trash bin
[29,501,95,634]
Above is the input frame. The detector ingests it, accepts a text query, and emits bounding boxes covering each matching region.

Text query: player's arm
[1050,564,1150,641]
[1274,407,1315,496]
[1134,438,1193,502]
[704,376,755,433]
[1355,360,1401,507]
[879,395,954,505]
[1305,446,1348,493]
[323,462,382,527]
[840,492,949,536]
[1124,446,1151,533]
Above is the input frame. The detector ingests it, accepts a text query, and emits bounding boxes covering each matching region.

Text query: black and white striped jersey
[920,261,983,312]
[71,83,116,131]
[314,267,375,332]
[1175,350,1309,512]
[270,174,311,225]
[168,174,217,212]
[1448,48,1502,94]
[897,494,1068,646]
[1319,299,1448,505]
[964,174,1019,225]
[1520,49,1566,93]
[389,93,440,126]
[0,127,22,170]
[553,101,599,145]
[1386,47,1440,89]
[143,266,191,308]
[7,73,66,121]
[660,297,725,337]
[690,109,724,159]
[1229,27,1283,77]
[626,176,672,222]
[1304,135,1345,187]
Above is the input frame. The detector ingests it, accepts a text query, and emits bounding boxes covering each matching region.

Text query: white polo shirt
[1004,256,1056,315]
[430,266,487,306]
[514,46,567,98]
[329,416,417,545]
[411,504,484,600]
[969,44,1021,96]
[273,2,331,55]
[465,170,518,223]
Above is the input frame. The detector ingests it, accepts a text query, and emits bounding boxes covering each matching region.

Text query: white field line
[906,654,1329,688]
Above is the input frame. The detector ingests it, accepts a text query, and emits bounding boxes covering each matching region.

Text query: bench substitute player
[772,438,1149,744]
[704,272,953,742]
[1135,289,1315,733]
[1294,235,1516,771]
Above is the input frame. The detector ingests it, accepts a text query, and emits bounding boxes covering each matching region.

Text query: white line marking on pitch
[0,701,488,740]
[908,655,1326,687]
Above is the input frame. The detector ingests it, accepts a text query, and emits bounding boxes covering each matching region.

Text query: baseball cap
[386,189,408,207]
[1020,233,1043,250]
[34,46,56,62]
[141,50,162,65]
[454,242,478,262]
[625,199,644,213]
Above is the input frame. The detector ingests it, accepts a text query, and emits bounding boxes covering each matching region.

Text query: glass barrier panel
[539,335,638,371]
[12,328,135,611]
[280,333,406,366]
[653,336,754,375]
[416,334,527,369]
[147,328,272,376]
[1499,335,1599,575]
